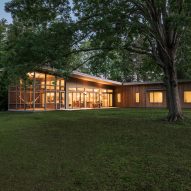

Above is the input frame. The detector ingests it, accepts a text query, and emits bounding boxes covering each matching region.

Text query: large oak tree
[71,0,191,121]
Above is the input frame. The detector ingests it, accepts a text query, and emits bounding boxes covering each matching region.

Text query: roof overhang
[71,71,122,86]
[39,67,122,86]
[123,81,164,86]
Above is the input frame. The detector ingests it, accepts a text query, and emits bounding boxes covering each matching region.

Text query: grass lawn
[1,109,191,191]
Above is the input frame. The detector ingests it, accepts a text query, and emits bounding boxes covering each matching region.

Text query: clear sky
[0,0,12,23]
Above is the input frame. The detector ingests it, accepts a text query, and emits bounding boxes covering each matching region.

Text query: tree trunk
[164,65,183,122]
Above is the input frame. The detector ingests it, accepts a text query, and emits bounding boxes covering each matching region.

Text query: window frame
[135,92,140,103]
[184,91,191,103]
[117,93,121,103]
[149,91,163,103]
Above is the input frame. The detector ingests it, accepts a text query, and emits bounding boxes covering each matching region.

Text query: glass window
[27,72,35,79]
[77,88,84,92]
[60,79,65,90]
[46,74,55,91]
[69,88,76,91]
[61,80,65,86]
[109,94,113,107]
[101,89,107,93]
[136,93,140,103]
[46,92,55,103]
[184,91,191,103]
[69,93,73,108]
[149,92,163,103]
[94,89,99,92]
[86,88,93,92]
[41,81,45,89]
[117,93,121,103]
[102,93,108,107]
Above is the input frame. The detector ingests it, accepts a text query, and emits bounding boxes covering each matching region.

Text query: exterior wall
[178,82,191,108]
[114,82,191,109]
[114,83,166,108]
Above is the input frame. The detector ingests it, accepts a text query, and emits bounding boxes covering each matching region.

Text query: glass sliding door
[69,92,85,109]
[94,92,100,108]
[60,92,65,109]
[80,93,85,108]
[101,89,113,108]
[102,93,109,107]
[67,87,113,109]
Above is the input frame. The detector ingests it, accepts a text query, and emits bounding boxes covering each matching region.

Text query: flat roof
[123,80,191,86]
[123,81,164,85]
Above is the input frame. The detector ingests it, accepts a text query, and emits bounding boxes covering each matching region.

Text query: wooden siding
[178,82,191,108]
[114,82,191,108]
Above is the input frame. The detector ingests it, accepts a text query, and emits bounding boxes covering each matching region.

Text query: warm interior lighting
[27,72,35,79]
[135,93,140,103]
[149,92,163,103]
[69,88,76,91]
[86,88,93,92]
[184,91,191,103]
[102,89,107,92]
[61,80,65,86]
[94,89,99,92]
[117,93,121,103]
[77,88,84,92]
[46,92,55,103]
[35,72,45,79]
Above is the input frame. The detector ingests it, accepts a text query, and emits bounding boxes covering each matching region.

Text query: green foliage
[0,71,9,110]
[75,48,163,82]
[4,21,74,76]
[3,0,191,82]
[177,27,191,79]
[0,20,9,110]
[3,0,75,79]
[72,0,191,79]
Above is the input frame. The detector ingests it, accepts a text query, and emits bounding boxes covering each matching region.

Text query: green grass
[1,109,191,191]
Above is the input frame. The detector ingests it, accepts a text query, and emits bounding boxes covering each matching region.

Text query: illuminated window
[94,89,99,92]
[117,93,121,103]
[86,88,93,92]
[184,91,191,103]
[27,72,35,79]
[101,89,107,93]
[69,88,76,91]
[149,92,163,103]
[77,88,84,92]
[61,80,65,86]
[135,93,140,103]
[47,92,55,103]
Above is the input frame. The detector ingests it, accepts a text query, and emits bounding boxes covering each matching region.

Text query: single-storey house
[8,67,191,111]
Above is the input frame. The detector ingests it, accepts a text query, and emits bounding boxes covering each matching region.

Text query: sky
[0,0,12,23]
[0,0,75,23]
